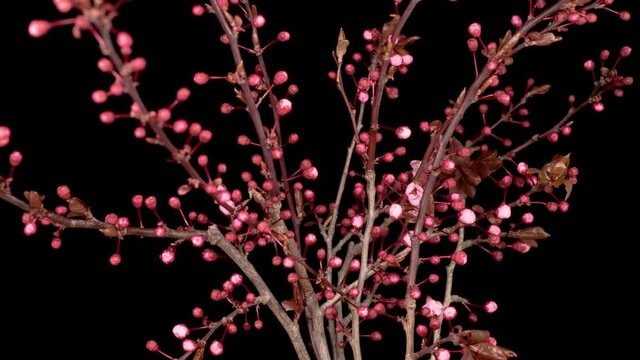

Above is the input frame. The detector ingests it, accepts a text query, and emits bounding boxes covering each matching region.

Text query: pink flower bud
[496,204,511,219]
[277,98,293,116]
[484,301,498,313]
[328,256,343,268]
[28,20,51,38]
[451,251,468,265]
[278,31,291,42]
[194,72,209,85]
[252,15,266,28]
[511,15,523,28]
[468,22,482,38]
[146,340,159,352]
[209,340,224,356]
[443,306,457,320]
[389,203,403,220]
[395,126,412,139]
[458,208,476,225]
[273,71,288,85]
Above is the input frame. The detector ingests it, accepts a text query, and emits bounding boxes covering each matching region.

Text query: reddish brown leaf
[526,84,551,97]
[68,197,92,219]
[508,226,550,240]
[455,330,491,345]
[335,28,349,64]
[99,227,120,238]
[466,343,517,360]
[471,151,502,180]
[24,191,45,210]
[535,154,570,188]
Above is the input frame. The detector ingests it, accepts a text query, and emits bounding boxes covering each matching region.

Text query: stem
[431,227,465,348]
[207,226,312,360]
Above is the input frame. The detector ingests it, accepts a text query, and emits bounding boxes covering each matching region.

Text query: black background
[1,1,638,359]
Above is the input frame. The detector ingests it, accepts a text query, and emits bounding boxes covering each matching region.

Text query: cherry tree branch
[0,185,312,359]
[353,1,422,357]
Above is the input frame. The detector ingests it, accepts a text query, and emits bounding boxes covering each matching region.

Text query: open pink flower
[422,296,443,317]
[405,183,423,207]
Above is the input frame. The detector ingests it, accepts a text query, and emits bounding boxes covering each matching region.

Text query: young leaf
[508,226,550,240]
[335,28,349,64]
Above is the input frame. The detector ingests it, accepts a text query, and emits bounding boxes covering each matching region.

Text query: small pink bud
[517,162,529,175]
[194,72,209,85]
[458,208,476,225]
[192,4,205,16]
[116,217,130,229]
[109,254,121,266]
[116,32,133,48]
[210,340,224,356]
[252,15,266,28]
[328,256,343,269]
[130,57,146,72]
[468,22,482,38]
[390,53,403,67]
[512,241,531,253]
[51,237,62,249]
[592,102,604,112]
[91,90,108,104]
[8,151,22,167]
[273,71,289,85]
[496,204,511,219]
[24,222,37,236]
[395,126,412,139]
[584,59,595,71]
[443,306,457,320]
[484,301,498,313]
[278,31,291,42]
[146,340,159,352]
[277,98,293,116]
[0,126,10,147]
[511,15,523,28]
[28,20,51,38]
[436,349,451,360]
[467,38,478,52]
[303,167,318,180]
[230,273,243,286]
[388,203,403,220]
[182,339,197,352]
[451,251,468,265]
[161,249,175,264]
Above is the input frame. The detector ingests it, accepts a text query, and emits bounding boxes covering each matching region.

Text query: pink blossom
[0,126,10,147]
[443,306,457,320]
[210,340,224,356]
[182,339,197,352]
[436,349,451,360]
[496,203,511,219]
[484,301,498,313]
[172,324,189,339]
[389,203,403,220]
[405,183,423,207]
[277,98,293,116]
[422,296,444,317]
[451,251,468,265]
[458,208,476,225]
[410,160,421,177]
[395,126,412,139]
[351,215,364,229]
